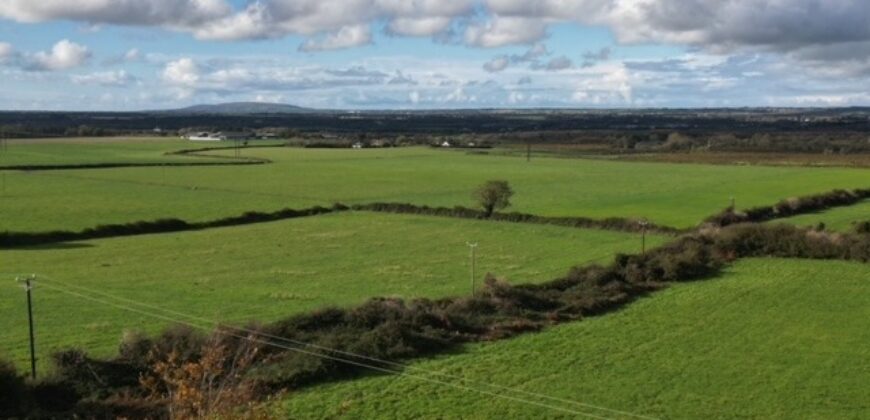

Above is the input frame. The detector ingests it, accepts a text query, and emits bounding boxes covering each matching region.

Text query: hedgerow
[15,220,868,417]
[704,188,870,227]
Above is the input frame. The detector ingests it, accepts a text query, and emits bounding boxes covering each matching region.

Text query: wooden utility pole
[467,242,478,296]
[526,142,531,162]
[639,221,649,255]
[23,276,37,379]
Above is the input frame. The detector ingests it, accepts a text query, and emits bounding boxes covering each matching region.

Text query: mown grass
[0,137,229,166]
[0,212,665,371]
[282,258,870,419]
[774,199,870,232]
[2,145,868,232]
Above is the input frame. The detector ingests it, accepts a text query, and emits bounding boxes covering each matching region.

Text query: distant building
[352,142,364,149]
[440,140,452,148]
[184,132,222,141]
[183,131,254,141]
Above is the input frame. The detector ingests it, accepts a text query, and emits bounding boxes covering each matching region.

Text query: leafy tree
[474,180,514,217]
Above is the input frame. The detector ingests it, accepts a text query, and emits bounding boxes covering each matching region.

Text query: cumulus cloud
[2,0,868,63]
[387,70,417,85]
[162,57,200,86]
[72,70,136,86]
[464,16,547,47]
[325,66,388,79]
[0,42,13,61]
[25,39,91,71]
[582,47,611,67]
[483,43,552,72]
[542,55,573,71]
[0,0,231,29]
[299,25,372,52]
[483,55,510,72]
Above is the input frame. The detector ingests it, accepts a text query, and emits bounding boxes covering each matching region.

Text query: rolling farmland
[0,138,868,418]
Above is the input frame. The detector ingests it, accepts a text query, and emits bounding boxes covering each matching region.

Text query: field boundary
[9,220,868,418]
[0,204,347,247]
[5,186,869,247]
[352,202,683,234]
[0,144,276,171]
[704,188,870,227]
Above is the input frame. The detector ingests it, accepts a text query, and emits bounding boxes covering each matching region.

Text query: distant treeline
[2,221,868,418]
[3,108,870,139]
[496,130,870,155]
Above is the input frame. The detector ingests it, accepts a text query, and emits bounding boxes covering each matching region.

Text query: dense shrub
[704,189,870,227]
[353,202,681,234]
[0,360,27,418]
[0,204,347,248]
[8,217,869,417]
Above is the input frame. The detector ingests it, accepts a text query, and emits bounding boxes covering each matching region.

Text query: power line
[34,274,656,419]
[35,280,627,419]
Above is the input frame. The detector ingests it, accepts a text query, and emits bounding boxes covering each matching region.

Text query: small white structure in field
[184,132,222,141]
[352,142,364,149]
[441,140,452,147]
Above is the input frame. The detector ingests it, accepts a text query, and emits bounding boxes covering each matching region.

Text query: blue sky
[1,1,868,110]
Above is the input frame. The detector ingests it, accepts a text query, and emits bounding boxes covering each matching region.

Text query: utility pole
[526,142,531,162]
[21,275,37,379]
[730,196,736,209]
[467,242,478,296]
[639,221,649,255]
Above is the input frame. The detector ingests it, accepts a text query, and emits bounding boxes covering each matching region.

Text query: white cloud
[124,48,141,61]
[2,0,868,70]
[387,16,452,37]
[543,55,572,71]
[26,39,91,71]
[299,24,372,52]
[0,42,13,61]
[0,0,231,29]
[162,57,200,86]
[464,16,547,47]
[72,70,136,86]
[483,55,510,72]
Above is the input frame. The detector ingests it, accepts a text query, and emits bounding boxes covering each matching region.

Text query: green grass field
[282,258,870,419]
[0,137,230,166]
[1,138,869,418]
[0,212,665,370]
[774,199,870,232]
[2,144,869,232]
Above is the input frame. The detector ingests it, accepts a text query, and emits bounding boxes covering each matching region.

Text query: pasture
[283,258,870,419]
[774,199,870,232]
[2,141,869,232]
[0,138,868,418]
[0,212,665,370]
[0,137,221,166]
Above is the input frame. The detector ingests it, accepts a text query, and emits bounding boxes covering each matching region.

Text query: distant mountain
[155,102,316,115]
